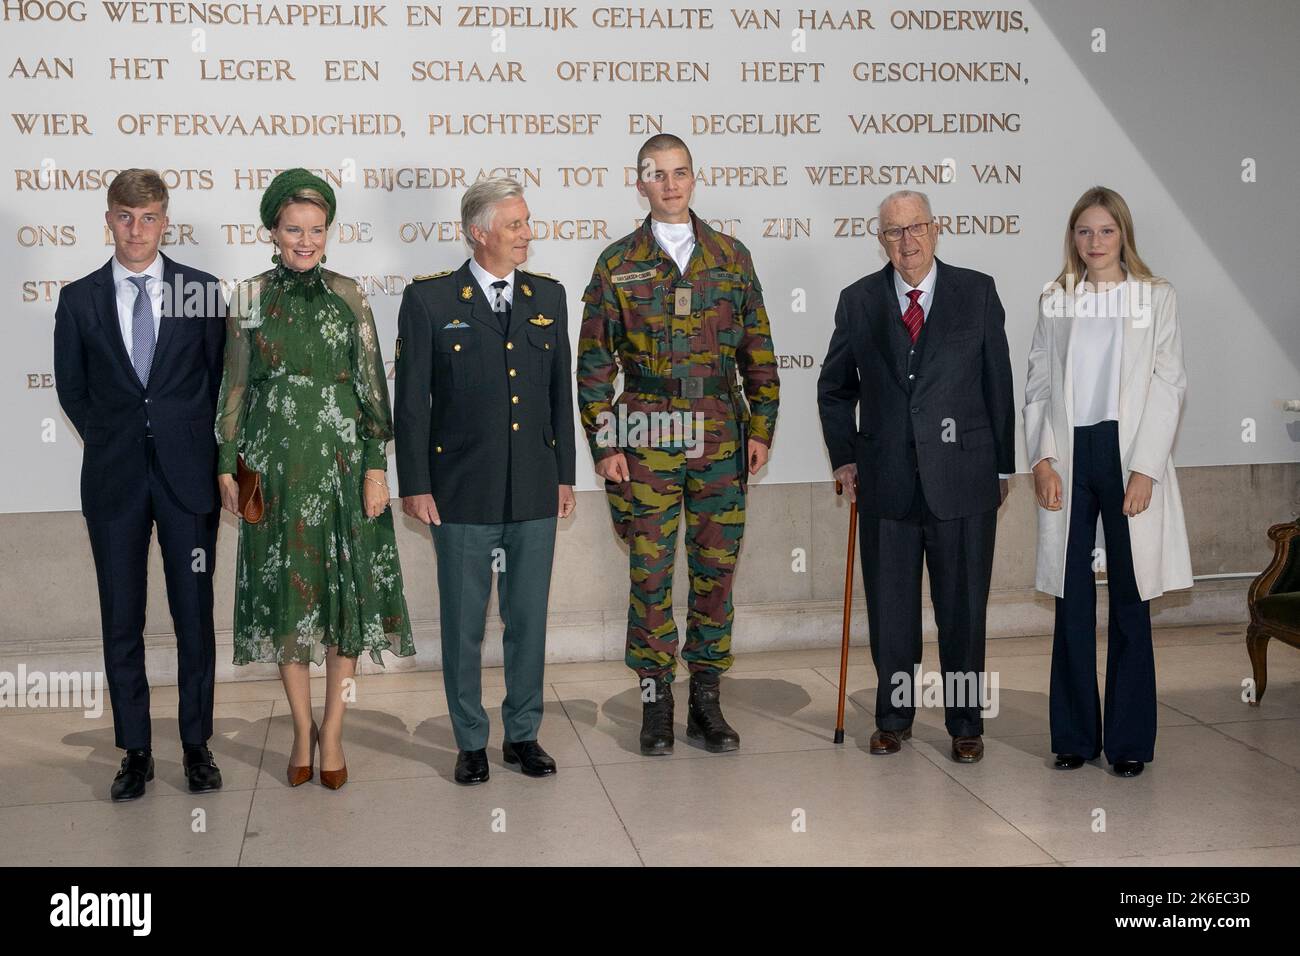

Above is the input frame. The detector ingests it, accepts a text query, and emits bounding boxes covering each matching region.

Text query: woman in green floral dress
[215,169,413,790]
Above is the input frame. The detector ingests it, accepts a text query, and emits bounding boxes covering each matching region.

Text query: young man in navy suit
[53,169,227,800]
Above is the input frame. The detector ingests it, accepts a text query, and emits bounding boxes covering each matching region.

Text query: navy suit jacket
[817,258,1015,521]
[53,253,226,516]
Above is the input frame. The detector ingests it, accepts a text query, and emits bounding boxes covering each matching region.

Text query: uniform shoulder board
[519,269,559,284]
[411,270,452,282]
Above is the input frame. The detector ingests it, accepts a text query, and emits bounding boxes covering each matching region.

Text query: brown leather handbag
[236,455,264,524]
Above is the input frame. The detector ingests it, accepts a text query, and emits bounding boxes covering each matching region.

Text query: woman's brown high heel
[286,722,318,787]
[319,727,347,790]
[319,763,348,790]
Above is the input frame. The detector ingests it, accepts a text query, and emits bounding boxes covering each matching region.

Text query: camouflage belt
[624,372,732,399]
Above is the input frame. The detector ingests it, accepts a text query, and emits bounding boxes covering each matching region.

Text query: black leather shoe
[1113,760,1145,777]
[454,748,489,785]
[110,749,154,802]
[639,675,675,755]
[686,672,740,753]
[503,740,557,777]
[182,744,223,793]
[1054,753,1085,770]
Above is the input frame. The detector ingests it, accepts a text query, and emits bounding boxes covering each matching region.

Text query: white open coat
[1022,279,1193,601]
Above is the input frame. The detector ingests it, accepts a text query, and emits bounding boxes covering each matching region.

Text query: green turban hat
[259,168,336,230]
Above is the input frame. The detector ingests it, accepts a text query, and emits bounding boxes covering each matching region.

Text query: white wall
[3,0,1297,513]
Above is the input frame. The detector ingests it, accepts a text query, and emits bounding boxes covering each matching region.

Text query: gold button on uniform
[509,368,516,377]
[506,342,514,350]
[436,445,443,453]
[512,422,520,431]
[453,343,461,352]
[511,396,519,404]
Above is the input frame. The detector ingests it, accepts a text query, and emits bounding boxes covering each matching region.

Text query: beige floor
[2,624,1299,866]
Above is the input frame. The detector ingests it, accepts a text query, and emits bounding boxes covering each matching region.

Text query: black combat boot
[687,671,740,753]
[639,675,674,756]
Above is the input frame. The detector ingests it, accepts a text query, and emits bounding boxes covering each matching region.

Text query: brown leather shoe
[319,765,348,790]
[951,735,984,763]
[318,728,347,789]
[286,723,318,787]
[869,727,912,754]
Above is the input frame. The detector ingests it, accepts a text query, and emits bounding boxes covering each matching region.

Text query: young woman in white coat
[1023,186,1192,777]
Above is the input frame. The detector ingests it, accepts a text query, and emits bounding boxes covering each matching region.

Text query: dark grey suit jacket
[817,258,1015,521]
[393,259,576,524]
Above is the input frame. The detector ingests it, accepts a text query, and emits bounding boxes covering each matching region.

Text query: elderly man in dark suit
[394,177,576,785]
[817,189,1015,763]
[53,168,226,800]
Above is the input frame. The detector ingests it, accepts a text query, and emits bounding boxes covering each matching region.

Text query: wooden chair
[1247,520,1300,705]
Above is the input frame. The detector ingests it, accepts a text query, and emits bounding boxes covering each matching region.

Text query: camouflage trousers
[607,442,747,682]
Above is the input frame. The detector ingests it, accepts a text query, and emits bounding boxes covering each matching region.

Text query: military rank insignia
[528,315,554,327]
[460,285,474,300]
[394,337,403,360]
[412,270,452,282]
[520,283,533,298]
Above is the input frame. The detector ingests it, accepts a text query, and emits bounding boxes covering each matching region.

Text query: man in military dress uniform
[394,177,576,784]
[577,134,780,755]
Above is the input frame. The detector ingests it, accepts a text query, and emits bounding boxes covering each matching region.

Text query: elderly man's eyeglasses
[881,221,934,242]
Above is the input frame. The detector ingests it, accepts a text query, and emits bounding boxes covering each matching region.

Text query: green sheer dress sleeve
[328,274,394,473]
[214,278,259,475]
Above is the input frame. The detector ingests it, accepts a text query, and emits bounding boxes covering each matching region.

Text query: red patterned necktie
[901,288,924,344]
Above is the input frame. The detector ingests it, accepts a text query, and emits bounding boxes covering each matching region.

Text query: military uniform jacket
[576,211,780,463]
[393,259,576,524]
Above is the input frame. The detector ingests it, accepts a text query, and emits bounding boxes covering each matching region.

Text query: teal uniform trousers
[432,516,556,751]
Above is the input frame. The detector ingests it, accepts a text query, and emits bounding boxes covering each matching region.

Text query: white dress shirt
[895,262,1011,480]
[651,218,695,274]
[468,257,515,311]
[1071,281,1126,426]
[112,254,165,361]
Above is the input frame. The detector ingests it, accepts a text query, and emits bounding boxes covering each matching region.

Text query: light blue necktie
[127,274,155,387]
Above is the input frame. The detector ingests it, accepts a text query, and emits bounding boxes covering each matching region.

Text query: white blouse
[1071,282,1126,426]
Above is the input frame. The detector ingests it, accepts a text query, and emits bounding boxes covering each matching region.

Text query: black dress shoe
[1054,753,1085,770]
[686,672,740,753]
[639,675,674,755]
[454,748,489,785]
[110,749,154,802]
[1113,760,1145,777]
[182,744,223,793]
[503,740,557,777]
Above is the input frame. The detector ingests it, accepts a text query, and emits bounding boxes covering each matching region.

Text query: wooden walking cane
[833,478,857,743]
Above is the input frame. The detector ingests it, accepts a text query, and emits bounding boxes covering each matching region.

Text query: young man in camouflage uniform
[576,134,779,755]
